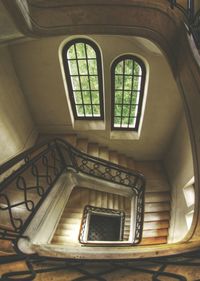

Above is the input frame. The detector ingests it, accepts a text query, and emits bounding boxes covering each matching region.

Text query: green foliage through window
[63,39,103,119]
[111,55,146,131]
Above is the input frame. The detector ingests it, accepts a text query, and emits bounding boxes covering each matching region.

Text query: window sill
[73,120,105,130]
[110,130,140,140]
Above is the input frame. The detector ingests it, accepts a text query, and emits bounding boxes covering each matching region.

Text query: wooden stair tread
[76,138,88,152]
[140,237,167,245]
[144,212,170,222]
[65,134,77,147]
[118,154,127,168]
[142,228,168,238]
[109,151,118,164]
[88,143,99,157]
[143,220,169,230]
[145,192,170,203]
[99,147,109,161]
[144,202,170,213]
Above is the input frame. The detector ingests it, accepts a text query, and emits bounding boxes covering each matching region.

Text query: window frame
[111,55,146,131]
[62,38,104,120]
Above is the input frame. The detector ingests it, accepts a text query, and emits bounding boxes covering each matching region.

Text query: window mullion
[74,43,86,117]
[127,60,134,128]
[84,43,94,117]
[120,60,126,127]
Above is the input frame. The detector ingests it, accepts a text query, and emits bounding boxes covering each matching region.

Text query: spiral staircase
[0,0,200,280]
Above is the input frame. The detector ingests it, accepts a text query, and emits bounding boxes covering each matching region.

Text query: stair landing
[51,186,131,245]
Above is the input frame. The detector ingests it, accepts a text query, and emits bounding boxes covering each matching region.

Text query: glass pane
[86,45,96,58]
[129,117,136,128]
[115,75,123,90]
[115,91,123,104]
[124,76,132,90]
[88,59,97,75]
[92,91,100,104]
[83,91,91,104]
[80,76,90,90]
[115,61,123,74]
[122,117,129,127]
[67,45,76,59]
[90,76,99,90]
[131,92,139,104]
[125,59,133,75]
[123,105,130,117]
[115,105,122,116]
[74,91,82,104]
[84,105,92,116]
[78,60,88,75]
[76,43,86,58]
[130,105,138,117]
[133,77,140,91]
[76,105,84,116]
[114,117,121,127]
[72,76,80,90]
[124,91,131,104]
[134,62,142,76]
[93,105,100,116]
[68,60,78,75]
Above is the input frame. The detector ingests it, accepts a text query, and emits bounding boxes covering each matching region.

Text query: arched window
[62,38,104,119]
[111,55,146,131]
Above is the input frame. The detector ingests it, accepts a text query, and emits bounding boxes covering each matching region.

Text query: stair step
[119,196,124,210]
[118,154,127,168]
[52,235,73,244]
[113,194,119,209]
[58,217,80,224]
[145,202,170,213]
[76,138,88,153]
[108,193,113,209]
[89,190,96,205]
[64,208,83,214]
[144,212,170,222]
[145,180,171,192]
[99,147,109,161]
[60,214,82,224]
[65,134,77,147]
[95,191,102,207]
[101,192,108,208]
[141,237,167,245]
[0,240,15,253]
[55,227,80,236]
[143,220,169,230]
[145,192,170,203]
[126,158,136,170]
[88,143,99,157]
[109,151,118,164]
[143,228,168,238]
[66,192,82,207]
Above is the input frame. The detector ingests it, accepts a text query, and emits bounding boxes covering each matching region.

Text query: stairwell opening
[79,205,125,244]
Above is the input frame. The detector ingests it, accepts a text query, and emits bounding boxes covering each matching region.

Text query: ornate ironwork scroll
[0,141,64,238]
[2,251,200,281]
[0,138,146,280]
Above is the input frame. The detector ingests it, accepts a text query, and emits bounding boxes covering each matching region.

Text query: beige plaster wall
[164,113,194,242]
[9,35,182,160]
[0,46,37,165]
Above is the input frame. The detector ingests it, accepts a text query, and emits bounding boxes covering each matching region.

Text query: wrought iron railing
[168,0,200,49]
[1,250,200,281]
[0,138,145,248]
